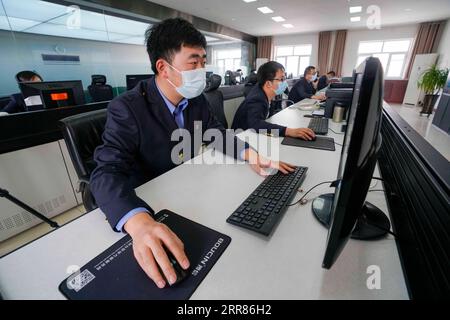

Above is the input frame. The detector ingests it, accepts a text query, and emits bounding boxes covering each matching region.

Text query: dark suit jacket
[2,93,26,114]
[231,85,287,136]
[288,78,316,103]
[317,75,328,91]
[90,77,247,230]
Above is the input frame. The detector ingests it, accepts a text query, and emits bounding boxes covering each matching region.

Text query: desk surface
[0,105,409,299]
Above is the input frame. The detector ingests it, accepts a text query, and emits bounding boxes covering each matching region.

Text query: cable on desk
[369,179,378,189]
[291,180,399,239]
[329,127,345,135]
[370,177,394,194]
[288,180,336,206]
[365,220,398,238]
[334,141,343,147]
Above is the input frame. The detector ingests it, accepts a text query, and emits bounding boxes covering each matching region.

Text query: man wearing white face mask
[288,66,326,103]
[90,18,297,290]
[232,61,316,140]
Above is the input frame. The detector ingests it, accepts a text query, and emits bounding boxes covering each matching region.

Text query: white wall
[272,33,319,68]
[342,24,418,76]
[437,19,450,68]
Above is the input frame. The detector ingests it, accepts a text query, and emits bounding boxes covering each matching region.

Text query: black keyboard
[308,117,329,135]
[226,166,308,235]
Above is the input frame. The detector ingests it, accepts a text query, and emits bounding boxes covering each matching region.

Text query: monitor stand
[311,193,391,240]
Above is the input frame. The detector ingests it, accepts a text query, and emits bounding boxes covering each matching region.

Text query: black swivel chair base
[311,193,391,240]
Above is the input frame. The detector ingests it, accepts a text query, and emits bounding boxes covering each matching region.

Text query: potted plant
[417,64,450,116]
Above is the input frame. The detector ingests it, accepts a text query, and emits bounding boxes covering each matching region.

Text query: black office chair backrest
[88,75,114,102]
[243,73,258,97]
[59,109,107,180]
[0,96,11,110]
[203,74,228,128]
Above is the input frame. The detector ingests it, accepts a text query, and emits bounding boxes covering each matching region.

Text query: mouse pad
[281,136,336,151]
[58,210,231,300]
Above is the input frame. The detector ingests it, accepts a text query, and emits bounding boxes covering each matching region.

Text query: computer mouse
[158,248,190,286]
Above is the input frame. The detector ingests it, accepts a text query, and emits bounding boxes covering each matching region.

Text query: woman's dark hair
[145,18,207,74]
[303,66,316,77]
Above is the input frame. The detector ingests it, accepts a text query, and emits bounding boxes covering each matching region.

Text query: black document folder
[59,210,231,300]
[282,136,336,151]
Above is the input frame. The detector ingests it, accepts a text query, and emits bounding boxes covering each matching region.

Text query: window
[274,45,312,77]
[215,49,242,72]
[356,39,412,78]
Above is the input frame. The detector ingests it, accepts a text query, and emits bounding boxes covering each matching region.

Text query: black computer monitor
[311,57,390,269]
[19,80,85,110]
[126,74,153,90]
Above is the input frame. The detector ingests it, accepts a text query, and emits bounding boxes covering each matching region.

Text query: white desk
[0,106,409,300]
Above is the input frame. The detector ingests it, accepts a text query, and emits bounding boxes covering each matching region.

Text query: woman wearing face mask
[288,66,326,103]
[231,61,315,140]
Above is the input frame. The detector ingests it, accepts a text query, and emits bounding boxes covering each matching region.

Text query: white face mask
[166,64,206,99]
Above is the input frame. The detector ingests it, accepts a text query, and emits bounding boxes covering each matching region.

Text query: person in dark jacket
[232,61,315,140]
[317,71,336,91]
[90,18,296,289]
[1,71,43,114]
[288,66,326,103]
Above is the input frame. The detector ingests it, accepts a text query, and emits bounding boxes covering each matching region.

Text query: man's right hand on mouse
[124,212,190,288]
[285,128,316,141]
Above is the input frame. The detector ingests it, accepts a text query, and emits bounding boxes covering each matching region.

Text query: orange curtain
[330,30,347,77]
[405,21,445,79]
[318,31,332,75]
[257,36,273,60]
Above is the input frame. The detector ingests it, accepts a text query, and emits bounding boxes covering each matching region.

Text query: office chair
[59,109,107,211]
[0,96,11,110]
[203,74,228,129]
[243,73,258,97]
[88,75,114,102]
[224,70,238,86]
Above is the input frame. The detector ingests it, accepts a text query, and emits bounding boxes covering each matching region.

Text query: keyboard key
[242,220,255,227]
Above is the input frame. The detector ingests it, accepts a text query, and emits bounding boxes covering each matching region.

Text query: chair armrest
[76,175,90,193]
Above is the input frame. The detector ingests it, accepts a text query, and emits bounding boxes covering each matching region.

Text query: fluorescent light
[350,16,361,22]
[205,35,219,42]
[257,6,273,14]
[272,16,285,22]
[282,24,294,28]
[243,0,257,2]
[349,6,362,13]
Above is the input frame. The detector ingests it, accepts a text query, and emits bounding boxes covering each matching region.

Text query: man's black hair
[15,70,42,83]
[327,71,336,77]
[145,18,207,74]
[257,61,285,88]
[303,66,316,77]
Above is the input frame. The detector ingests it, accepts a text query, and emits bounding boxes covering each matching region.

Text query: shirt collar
[155,80,189,115]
